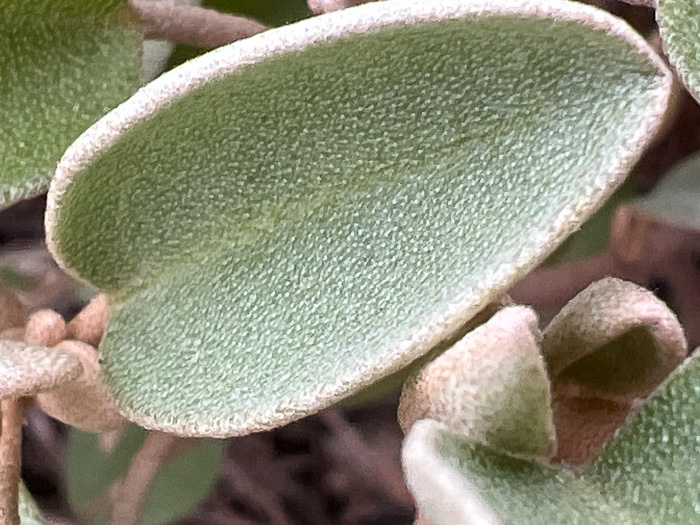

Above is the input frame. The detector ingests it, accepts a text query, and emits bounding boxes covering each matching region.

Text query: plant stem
[0,398,27,525]
[130,0,267,50]
[109,431,184,525]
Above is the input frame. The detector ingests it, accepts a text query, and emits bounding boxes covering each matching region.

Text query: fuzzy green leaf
[399,306,555,460]
[67,426,224,525]
[657,0,700,100]
[0,0,141,208]
[403,354,700,525]
[47,0,671,436]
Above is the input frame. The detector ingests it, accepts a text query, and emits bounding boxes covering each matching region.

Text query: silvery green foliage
[657,0,700,100]
[46,0,672,436]
[0,0,141,208]
[403,354,699,525]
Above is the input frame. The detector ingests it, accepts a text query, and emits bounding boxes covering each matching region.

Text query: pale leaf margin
[657,0,700,100]
[44,0,673,436]
[542,277,687,397]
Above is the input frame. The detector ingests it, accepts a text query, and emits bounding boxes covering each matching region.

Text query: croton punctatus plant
[0,0,698,523]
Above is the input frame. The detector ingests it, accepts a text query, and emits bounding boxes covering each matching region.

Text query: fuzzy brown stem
[0,398,27,525]
[130,0,267,50]
[109,432,182,525]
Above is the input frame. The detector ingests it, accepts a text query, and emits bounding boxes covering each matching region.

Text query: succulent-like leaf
[399,306,554,459]
[67,426,224,525]
[47,0,672,436]
[542,278,687,396]
[403,353,700,524]
[657,0,700,99]
[0,341,82,399]
[0,0,141,208]
[19,483,44,525]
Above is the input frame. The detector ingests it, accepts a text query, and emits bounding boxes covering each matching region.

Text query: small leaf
[67,426,224,525]
[0,0,141,208]
[47,0,672,436]
[399,306,554,459]
[0,341,82,399]
[542,278,686,396]
[403,353,700,524]
[19,482,45,525]
[657,0,700,99]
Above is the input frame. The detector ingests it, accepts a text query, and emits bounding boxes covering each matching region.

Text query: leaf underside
[657,0,700,100]
[405,354,700,525]
[48,1,669,436]
[0,0,141,208]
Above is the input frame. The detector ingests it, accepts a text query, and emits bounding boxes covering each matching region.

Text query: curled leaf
[542,277,686,397]
[399,306,554,459]
[36,341,124,433]
[0,341,82,400]
[47,0,672,436]
[403,353,700,524]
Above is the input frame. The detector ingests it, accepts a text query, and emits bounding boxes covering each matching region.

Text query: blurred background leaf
[66,426,224,524]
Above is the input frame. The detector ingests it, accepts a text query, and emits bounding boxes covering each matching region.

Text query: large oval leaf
[657,0,700,100]
[46,0,672,436]
[0,0,141,208]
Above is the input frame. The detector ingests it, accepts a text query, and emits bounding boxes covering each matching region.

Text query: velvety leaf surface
[67,426,224,525]
[403,353,700,524]
[19,482,45,525]
[589,354,700,523]
[403,420,632,525]
[0,0,141,208]
[399,306,555,459]
[542,278,687,396]
[657,0,700,99]
[47,0,671,436]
